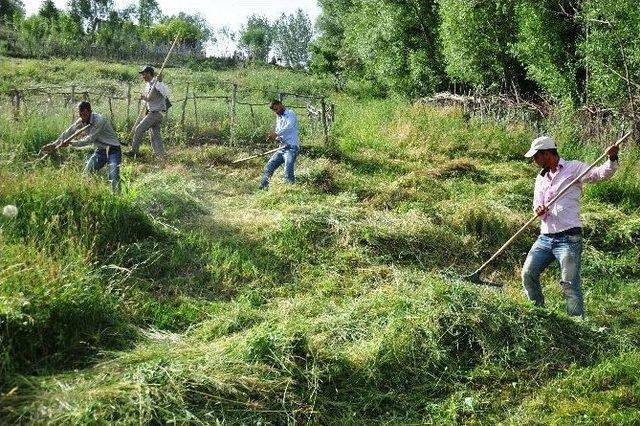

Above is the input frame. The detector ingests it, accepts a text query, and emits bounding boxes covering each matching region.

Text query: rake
[463,130,632,287]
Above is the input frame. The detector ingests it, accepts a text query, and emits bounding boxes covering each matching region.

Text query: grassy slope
[1,59,639,424]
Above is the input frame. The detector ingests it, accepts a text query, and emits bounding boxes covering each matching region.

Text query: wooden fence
[3,81,336,146]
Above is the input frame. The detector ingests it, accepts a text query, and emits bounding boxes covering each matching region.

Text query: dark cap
[139,65,155,74]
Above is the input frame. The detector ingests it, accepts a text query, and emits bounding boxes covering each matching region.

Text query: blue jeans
[260,145,299,188]
[85,146,121,192]
[521,234,584,317]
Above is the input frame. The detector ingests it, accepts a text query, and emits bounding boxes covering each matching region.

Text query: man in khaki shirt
[42,101,122,191]
[128,65,169,159]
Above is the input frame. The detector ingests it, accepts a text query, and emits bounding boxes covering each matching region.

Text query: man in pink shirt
[521,136,619,318]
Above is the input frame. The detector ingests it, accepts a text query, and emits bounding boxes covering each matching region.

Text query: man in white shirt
[128,65,169,159]
[260,100,300,189]
[521,135,619,318]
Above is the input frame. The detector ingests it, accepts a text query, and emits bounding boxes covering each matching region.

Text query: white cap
[524,136,557,158]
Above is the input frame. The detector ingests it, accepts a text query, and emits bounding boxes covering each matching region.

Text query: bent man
[43,101,121,192]
[260,99,300,189]
[521,135,619,318]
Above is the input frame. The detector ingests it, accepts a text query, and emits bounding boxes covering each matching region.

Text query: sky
[21,0,322,55]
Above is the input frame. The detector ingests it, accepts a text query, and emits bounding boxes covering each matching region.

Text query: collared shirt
[275,108,299,147]
[533,157,618,234]
[144,77,169,112]
[57,113,120,148]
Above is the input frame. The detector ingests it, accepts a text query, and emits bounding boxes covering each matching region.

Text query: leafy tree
[38,0,60,21]
[309,0,353,81]
[439,0,525,92]
[144,13,211,52]
[238,14,272,62]
[67,0,114,33]
[137,0,161,27]
[272,9,313,67]
[580,0,640,110]
[0,0,25,23]
[512,0,581,105]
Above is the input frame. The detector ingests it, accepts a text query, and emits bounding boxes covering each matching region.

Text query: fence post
[126,82,132,127]
[230,83,238,145]
[321,97,330,147]
[11,89,21,121]
[181,82,190,131]
[70,85,76,121]
[108,91,114,123]
[192,91,198,129]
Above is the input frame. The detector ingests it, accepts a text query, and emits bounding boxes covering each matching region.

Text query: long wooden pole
[232,146,281,164]
[129,33,181,138]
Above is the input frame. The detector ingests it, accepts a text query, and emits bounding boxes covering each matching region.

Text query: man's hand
[41,142,58,154]
[266,131,278,142]
[606,144,619,161]
[535,205,548,217]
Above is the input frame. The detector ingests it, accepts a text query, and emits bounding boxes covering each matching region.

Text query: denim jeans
[521,233,584,317]
[85,146,121,192]
[260,145,299,188]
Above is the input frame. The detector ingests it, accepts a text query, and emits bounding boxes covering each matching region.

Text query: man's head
[525,136,559,168]
[270,100,285,115]
[78,101,92,123]
[139,65,155,82]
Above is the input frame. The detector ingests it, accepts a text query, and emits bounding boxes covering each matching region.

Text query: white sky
[22,0,322,56]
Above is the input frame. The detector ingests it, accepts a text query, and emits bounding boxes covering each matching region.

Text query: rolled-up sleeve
[578,159,618,183]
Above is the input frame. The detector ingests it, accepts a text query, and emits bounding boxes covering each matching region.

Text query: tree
[144,13,211,53]
[137,0,161,27]
[238,14,272,62]
[68,0,114,33]
[439,0,525,92]
[309,0,353,80]
[0,0,25,23]
[580,0,640,110]
[512,0,581,105]
[272,9,313,67]
[38,0,59,21]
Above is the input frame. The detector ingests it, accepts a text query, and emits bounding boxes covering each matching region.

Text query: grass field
[1,58,639,424]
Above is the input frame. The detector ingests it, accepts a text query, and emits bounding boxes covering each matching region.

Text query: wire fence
[1,80,336,147]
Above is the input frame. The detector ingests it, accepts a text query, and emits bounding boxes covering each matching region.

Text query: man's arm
[41,119,83,152]
[578,144,620,183]
[70,116,105,147]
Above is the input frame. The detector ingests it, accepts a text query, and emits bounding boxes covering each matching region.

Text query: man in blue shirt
[260,100,300,189]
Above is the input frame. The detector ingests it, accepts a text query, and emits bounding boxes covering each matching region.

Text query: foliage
[272,8,313,67]
[580,0,640,110]
[512,0,581,105]
[0,0,24,23]
[238,14,273,62]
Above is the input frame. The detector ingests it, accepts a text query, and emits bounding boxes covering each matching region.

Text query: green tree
[238,14,272,62]
[349,0,446,96]
[580,0,640,110]
[439,0,524,92]
[144,13,211,53]
[512,0,581,105]
[137,0,161,27]
[68,0,114,33]
[0,0,25,23]
[272,9,313,67]
[38,0,59,21]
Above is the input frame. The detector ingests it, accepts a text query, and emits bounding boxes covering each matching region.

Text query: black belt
[544,227,582,237]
